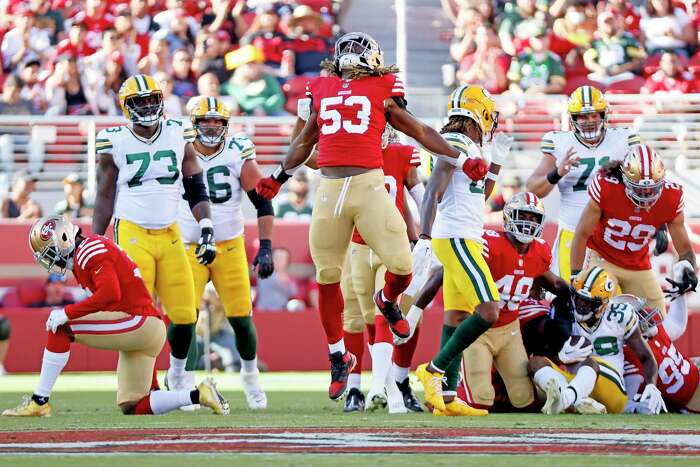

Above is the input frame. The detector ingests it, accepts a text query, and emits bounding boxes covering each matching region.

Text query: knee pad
[468,372,496,405]
[317,267,342,285]
[384,254,412,276]
[0,316,10,340]
[167,308,197,325]
[343,316,365,334]
[506,378,535,408]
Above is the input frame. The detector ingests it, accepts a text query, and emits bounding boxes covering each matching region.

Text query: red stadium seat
[605,76,646,94]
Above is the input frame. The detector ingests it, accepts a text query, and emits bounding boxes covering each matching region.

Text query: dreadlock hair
[440,115,482,144]
[600,159,624,182]
[320,59,400,80]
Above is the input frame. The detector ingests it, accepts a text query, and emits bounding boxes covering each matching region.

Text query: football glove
[46,308,68,334]
[653,224,668,256]
[462,157,488,181]
[411,238,432,279]
[255,164,292,200]
[393,305,423,346]
[639,384,667,415]
[665,259,698,301]
[253,239,274,279]
[490,133,514,166]
[557,336,593,364]
[195,220,216,265]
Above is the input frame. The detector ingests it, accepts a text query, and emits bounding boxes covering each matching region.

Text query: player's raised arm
[92,152,118,235]
[570,200,601,276]
[242,158,275,279]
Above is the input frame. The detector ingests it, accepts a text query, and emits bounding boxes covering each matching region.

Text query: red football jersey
[624,324,699,410]
[517,298,550,327]
[482,230,552,327]
[588,173,684,270]
[65,235,159,320]
[306,74,405,168]
[352,143,420,245]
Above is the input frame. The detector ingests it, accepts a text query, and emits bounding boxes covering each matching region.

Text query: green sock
[438,325,460,391]
[228,316,257,361]
[432,313,491,371]
[167,323,194,360]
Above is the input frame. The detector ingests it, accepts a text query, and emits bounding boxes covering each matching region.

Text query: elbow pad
[183,172,209,209]
[247,189,274,217]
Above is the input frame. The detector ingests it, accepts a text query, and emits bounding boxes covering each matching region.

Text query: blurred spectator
[186,72,239,115]
[1,10,51,72]
[45,54,92,115]
[255,247,300,311]
[487,174,523,221]
[457,25,510,94]
[88,51,128,115]
[275,170,313,220]
[154,71,183,117]
[283,5,332,77]
[497,0,541,56]
[53,21,94,62]
[54,172,93,219]
[18,58,46,113]
[640,0,695,58]
[598,0,641,37]
[0,314,9,376]
[0,74,35,115]
[192,30,230,85]
[138,33,172,76]
[449,8,484,64]
[0,172,42,219]
[171,48,197,100]
[196,285,241,372]
[153,0,200,40]
[201,0,248,42]
[584,11,646,88]
[641,51,700,93]
[71,0,115,52]
[114,9,145,66]
[162,8,196,54]
[84,28,137,89]
[29,274,75,308]
[129,0,156,59]
[507,23,566,94]
[240,4,286,71]
[551,0,597,49]
[222,61,285,116]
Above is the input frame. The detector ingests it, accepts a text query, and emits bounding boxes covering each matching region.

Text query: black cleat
[343,388,366,412]
[328,351,356,400]
[373,291,410,338]
[397,377,424,412]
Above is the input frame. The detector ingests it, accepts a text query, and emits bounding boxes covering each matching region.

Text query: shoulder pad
[228,133,256,160]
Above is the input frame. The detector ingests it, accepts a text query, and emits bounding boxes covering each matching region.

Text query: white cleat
[241,370,267,410]
[542,378,565,415]
[365,391,388,412]
[574,397,607,415]
[386,381,408,414]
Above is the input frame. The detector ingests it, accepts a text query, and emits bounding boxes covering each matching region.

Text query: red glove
[462,157,488,181]
[256,177,282,200]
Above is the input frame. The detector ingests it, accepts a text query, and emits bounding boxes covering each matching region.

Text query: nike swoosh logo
[227,247,235,252]
[95,266,103,274]
[172,239,178,245]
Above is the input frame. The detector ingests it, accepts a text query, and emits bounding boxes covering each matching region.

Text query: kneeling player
[529,267,661,415]
[2,216,229,417]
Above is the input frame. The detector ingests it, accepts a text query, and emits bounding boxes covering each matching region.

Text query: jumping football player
[2,216,228,417]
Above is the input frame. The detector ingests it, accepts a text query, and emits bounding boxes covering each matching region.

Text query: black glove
[665,268,698,301]
[653,224,669,256]
[195,225,216,265]
[253,239,274,279]
[552,285,576,323]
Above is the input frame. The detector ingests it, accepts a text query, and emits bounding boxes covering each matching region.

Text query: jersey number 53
[319,96,371,135]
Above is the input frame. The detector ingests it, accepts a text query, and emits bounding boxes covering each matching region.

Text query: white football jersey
[540,128,640,231]
[573,295,639,388]
[432,132,486,242]
[178,134,256,243]
[96,119,196,229]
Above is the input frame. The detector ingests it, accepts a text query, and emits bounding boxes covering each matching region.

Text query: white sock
[149,389,193,415]
[369,342,392,394]
[35,350,70,398]
[169,355,186,375]
[328,339,345,355]
[241,357,258,374]
[533,366,568,392]
[393,363,410,384]
[348,373,361,391]
[566,365,598,407]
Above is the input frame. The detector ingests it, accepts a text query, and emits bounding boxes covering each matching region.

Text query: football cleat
[386,382,409,414]
[197,377,230,415]
[396,377,424,412]
[2,396,52,417]
[241,369,267,410]
[166,370,199,411]
[415,363,446,412]
[542,378,565,415]
[328,351,357,400]
[373,291,410,338]
[442,399,488,416]
[344,388,366,412]
[365,391,388,412]
[574,397,607,415]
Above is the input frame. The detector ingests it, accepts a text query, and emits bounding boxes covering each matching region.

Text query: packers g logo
[40,220,56,241]
[604,278,615,293]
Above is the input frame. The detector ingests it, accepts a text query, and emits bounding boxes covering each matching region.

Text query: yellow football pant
[552,226,574,283]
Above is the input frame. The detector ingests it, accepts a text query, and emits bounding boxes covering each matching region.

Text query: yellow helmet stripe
[583,266,604,292]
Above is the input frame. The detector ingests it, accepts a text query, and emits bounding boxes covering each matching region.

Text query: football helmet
[333,32,384,72]
[503,192,545,244]
[571,266,619,329]
[29,215,80,275]
[190,96,231,147]
[615,294,662,338]
[118,74,164,127]
[621,144,665,209]
[381,124,399,149]
[567,85,608,142]
[447,84,499,142]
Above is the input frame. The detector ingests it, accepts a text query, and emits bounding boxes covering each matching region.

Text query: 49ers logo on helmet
[40,220,56,241]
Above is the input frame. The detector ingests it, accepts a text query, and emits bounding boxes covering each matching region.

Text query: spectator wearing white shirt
[18,58,47,114]
[1,10,51,73]
[640,0,696,57]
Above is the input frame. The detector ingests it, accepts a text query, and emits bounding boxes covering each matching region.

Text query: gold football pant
[114,219,196,324]
[342,242,384,333]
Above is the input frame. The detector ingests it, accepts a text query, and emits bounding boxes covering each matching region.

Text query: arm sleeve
[588,173,604,205]
[623,308,639,340]
[664,294,688,341]
[64,261,122,319]
[540,131,555,155]
[626,129,641,146]
[297,97,311,122]
[388,74,405,98]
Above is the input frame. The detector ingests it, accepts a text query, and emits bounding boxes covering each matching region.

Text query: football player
[411,84,513,416]
[458,193,571,412]
[526,86,640,281]
[529,266,661,415]
[570,144,697,311]
[177,97,273,410]
[91,74,216,392]
[2,216,228,417]
[256,32,484,400]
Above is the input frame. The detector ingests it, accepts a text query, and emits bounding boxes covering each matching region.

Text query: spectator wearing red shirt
[114,8,148,61]
[70,0,115,51]
[598,0,642,36]
[240,5,287,70]
[641,51,700,93]
[137,32,172,76]
[53,21,95,62]
[457,25,510,94]
[129,0,157,52]
[283,5,332,77]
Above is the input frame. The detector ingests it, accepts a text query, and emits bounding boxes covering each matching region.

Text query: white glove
[46,308,69,333]
[639,384,667,415]
[557,336,593,364]
[411,238,432,279]
[673,260,694,282]
[393,306,423,345]
[490,133,514,166]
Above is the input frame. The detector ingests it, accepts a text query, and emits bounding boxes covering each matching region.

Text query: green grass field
[1,372,699,466]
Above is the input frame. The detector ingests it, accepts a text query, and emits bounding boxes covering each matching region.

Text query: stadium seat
[605,77,646,94]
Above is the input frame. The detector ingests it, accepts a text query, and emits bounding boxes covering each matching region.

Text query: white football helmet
[334,32,384,72]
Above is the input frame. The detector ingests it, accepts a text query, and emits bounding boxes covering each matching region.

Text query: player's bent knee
[470,377,496,406]
[0,316,10,340]
[343,319,365,334]
[477,302,499,325]
[168,310,197,325]
[509,381,535,408]
[119,401,138,415]
[317,267,342,285]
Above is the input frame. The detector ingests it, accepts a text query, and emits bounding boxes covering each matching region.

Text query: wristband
[486,171,499,182]
[198,218,213,229]
[419,234,431,240]
[546,168,563,185]
[272,164,293,184]
[259,239,272,250]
